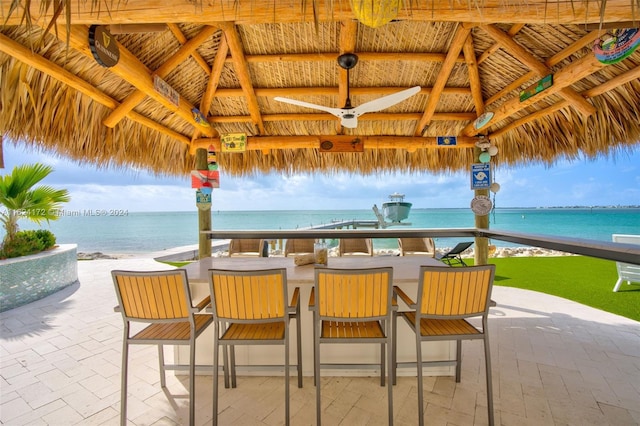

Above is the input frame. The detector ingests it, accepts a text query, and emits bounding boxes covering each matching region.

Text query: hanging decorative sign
[192,108,210,128]
[191,170,220,189]
[593,28,640,65]
[153,75,180,107]
[349,0,401,28]
[473,112,494,130]
[470,163,491,190]
[470,195,493,216]
[520,74,553,102]
[437,136,457,146]
[196,189,212,210]
[88,25,120,68]
[221,133,247,152]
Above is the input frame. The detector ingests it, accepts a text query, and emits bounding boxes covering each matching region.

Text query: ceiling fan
[274,53,421,128]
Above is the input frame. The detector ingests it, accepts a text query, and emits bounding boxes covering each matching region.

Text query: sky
[2,140,639,212]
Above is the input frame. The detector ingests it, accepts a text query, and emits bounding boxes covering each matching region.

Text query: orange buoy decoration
[350,0,401,28]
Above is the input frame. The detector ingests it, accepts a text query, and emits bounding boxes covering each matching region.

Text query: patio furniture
[394,264,496,425]
[228,238,266,257]
[311,267,396,425]
[435,241,473,266]
[612,234,640,292]
[111,269,212,426]
[208,268,301,426]
[398,237,436,257]
[338,238,373,256]
[284,238,315,257]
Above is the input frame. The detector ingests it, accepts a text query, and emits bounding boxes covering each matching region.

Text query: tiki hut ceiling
[1,1,639,177]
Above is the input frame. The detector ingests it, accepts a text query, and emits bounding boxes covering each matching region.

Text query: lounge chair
[435,241,473,266]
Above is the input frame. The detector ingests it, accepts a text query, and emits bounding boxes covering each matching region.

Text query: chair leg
[296,315,303,388]
[230,346,237,388]
[387,325,394,425]
[213,324,219,426]
[484,336,494,426]
[189,337,196,426]
[380,341,385,386]
[416,336,424,426]
[158,344,166,388]
[285,329,290,426]
[315,320,322,426]
[392,312,397,385]
[455,340,462,382]
[222,343,230,389]
[120,333,129,426]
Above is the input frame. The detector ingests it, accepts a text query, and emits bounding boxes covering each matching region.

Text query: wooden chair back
[284,238,315,257]
[112,269,191,320]
[338,238,373,256]
[228,239,265,256]
[417,265,495,318]
[314,267,393,319]
[209,268,288,322]
[398,237,435,256]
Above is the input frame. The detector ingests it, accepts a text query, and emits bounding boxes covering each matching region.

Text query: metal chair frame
[112,269,212,426]
[311,267,396,425]
[394,264,495,426]
[208,268,301,426]
[435,241,473,266]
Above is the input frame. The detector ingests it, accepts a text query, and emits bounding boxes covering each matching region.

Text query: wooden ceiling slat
[167,23,212,75]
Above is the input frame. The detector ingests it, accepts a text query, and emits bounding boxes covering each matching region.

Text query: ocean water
[13,207,640,254]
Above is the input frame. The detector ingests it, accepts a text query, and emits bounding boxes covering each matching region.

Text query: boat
[382,193,412,223]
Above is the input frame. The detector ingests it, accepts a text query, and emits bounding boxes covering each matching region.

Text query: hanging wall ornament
[350,0,401,28]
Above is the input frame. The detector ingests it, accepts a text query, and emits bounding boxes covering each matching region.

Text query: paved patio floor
[1,255,639,425]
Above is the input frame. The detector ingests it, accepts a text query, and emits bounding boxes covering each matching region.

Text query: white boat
[382,193,412,223]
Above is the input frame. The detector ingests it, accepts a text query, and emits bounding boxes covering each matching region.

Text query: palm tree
[0,163,70,245]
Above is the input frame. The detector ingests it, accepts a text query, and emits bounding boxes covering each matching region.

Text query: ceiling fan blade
[274,97,342,117]
[354,86,422,115]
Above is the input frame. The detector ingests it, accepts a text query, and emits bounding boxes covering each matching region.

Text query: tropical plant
[0,163,70,246]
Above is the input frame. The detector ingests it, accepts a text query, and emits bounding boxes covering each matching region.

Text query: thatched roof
[1,1,639,177]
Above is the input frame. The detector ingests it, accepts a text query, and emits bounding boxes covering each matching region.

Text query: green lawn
[483,256,640,322]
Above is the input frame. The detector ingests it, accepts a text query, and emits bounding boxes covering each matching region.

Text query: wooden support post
[195,148,212,259]
[473,147,489,266]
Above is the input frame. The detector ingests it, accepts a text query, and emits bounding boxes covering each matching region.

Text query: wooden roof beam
[463,34,485,117]
[0,32,190,145]
[477,24,525,64]
[209,111,477,123]
[490,64,640,139]
[219,22,265,135]
[47,24,216,136]
[238,52,465,63]
[480,24,596,117]
[167,23,212,75]
[414,25,471,136]
[215,86,472,97]
[102,25,219,129]
[461,52,606,136]
[337,20,358,133]
[4,0,636,25]
[485,29,601,106]
[190,135,479,154]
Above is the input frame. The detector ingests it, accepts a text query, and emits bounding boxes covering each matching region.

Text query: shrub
[0,229,56,259]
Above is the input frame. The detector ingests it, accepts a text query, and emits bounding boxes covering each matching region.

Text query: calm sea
[13,207,640,254]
